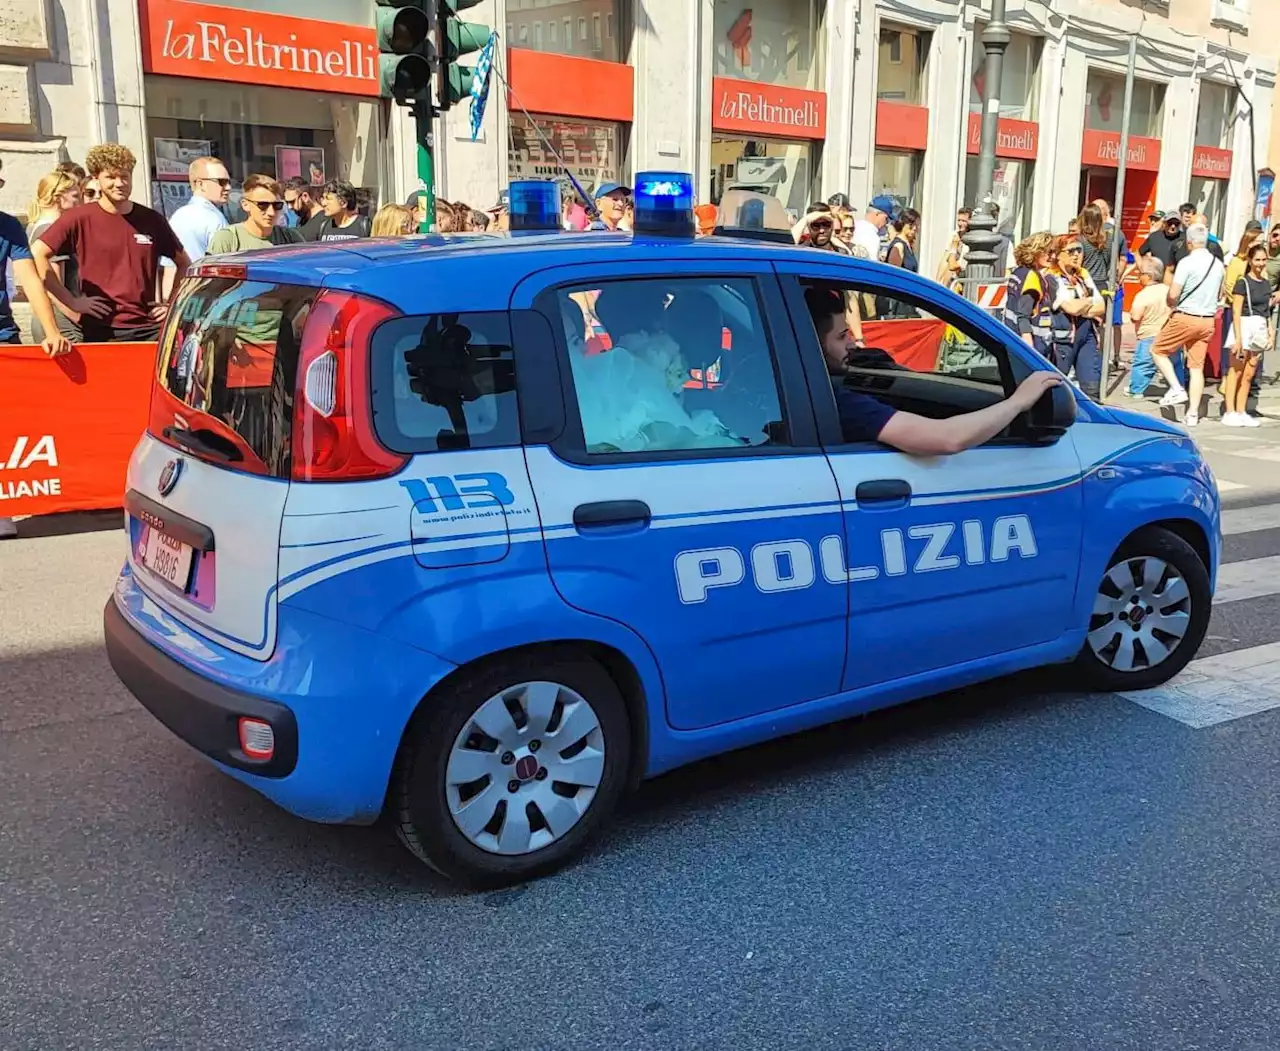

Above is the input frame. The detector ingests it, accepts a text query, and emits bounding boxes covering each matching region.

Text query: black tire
[1074,526,1211,691]
[391,650,632,888]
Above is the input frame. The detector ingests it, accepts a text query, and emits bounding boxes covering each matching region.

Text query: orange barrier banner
[0,342,153,518]
[863,318,949,373]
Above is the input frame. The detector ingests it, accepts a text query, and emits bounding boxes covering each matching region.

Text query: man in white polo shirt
[1149,223,1225,427]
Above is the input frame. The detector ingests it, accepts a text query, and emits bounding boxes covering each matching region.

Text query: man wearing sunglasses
[207,175,304,254]
[168,156,230,262]
[1139,211,1183,283]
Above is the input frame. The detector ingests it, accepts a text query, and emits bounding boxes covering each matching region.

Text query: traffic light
[375,0,434,106]
[435,0,491,112]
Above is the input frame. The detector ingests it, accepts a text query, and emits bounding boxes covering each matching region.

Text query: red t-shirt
[36,202,182,332]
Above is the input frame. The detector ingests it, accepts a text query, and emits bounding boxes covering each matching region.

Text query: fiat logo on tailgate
[157,458,184,497]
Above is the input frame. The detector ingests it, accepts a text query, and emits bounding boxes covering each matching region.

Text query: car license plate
[143,529,194,591]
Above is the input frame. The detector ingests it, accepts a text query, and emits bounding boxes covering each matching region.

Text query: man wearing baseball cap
[851,195,894,262]
[591,180,631,231]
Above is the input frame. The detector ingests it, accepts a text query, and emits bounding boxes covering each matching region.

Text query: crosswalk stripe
[1214,555,1280,604]
[1120,641,1280,728]
[1216,479,1247,492]
[1221,503,1280,536]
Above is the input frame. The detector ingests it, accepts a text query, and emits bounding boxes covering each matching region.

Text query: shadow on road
[6,509,122,539]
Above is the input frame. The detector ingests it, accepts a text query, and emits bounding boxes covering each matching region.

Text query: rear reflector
[304,349,339,417]
[238,717,275,760]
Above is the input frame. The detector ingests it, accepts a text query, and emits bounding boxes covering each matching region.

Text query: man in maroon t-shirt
[33,142,190,342]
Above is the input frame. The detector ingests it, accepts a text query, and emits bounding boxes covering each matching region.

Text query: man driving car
[805,287,1062,455]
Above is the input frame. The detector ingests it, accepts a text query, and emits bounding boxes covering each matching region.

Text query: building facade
[1,0,1277,278]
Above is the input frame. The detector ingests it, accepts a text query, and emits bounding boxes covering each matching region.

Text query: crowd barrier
[0,341,153,518]
[0,320,947,522]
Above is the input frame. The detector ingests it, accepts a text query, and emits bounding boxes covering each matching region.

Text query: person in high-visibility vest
[1002,231,1057,357]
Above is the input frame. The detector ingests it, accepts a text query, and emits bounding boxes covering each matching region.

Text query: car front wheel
[392,652,632,888]
[1075,526,1211,692]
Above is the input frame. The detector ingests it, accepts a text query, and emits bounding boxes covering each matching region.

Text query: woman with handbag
[1223,244,1274,427]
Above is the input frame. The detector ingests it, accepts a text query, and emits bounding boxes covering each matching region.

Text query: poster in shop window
[508,114,620,197]
[154,138,212,182]
[275,147,327,187]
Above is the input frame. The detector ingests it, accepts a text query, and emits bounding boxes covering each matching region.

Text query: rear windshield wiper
[163,426,243,463]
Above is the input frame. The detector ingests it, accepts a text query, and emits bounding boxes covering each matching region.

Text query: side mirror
[1026,379,1077,437]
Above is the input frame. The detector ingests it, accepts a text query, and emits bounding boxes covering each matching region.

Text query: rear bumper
[104,597,299,777]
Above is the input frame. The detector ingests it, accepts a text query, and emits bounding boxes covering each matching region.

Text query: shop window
[963,157,1033,241]
[1195,81,1236,149]
[509,113,625,195]
[710,136,816,217]
[712,0,822,90]
[969,28,1042,121]
[1085,71,1165,139]
[556,277,787,455]
[512,2,622,60]
[370,312,520,454]
[877,24,930,105]
[871,151,923,214]
[1190,177,1227,238]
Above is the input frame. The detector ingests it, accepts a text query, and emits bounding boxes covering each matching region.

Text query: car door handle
[573,500,652,529]
[855,479,912,506]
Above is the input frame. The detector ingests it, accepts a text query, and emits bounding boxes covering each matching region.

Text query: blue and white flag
[469,32,497,142]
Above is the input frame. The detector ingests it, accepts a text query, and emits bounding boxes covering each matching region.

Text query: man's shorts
[1152,311,1218,370]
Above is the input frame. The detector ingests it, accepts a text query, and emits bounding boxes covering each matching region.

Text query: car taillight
[291,289,408,482]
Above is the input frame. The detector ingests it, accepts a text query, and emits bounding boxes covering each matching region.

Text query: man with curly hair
[32,142,189,342]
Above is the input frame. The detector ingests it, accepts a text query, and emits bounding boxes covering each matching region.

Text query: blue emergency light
[508,180,561,232]
[633,171,695,236]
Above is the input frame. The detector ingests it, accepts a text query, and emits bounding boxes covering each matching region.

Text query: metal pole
[960,0,1010,293]
[413,103,437,234]
[1100,33,1137,398]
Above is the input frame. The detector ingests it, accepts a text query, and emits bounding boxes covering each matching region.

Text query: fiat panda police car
[104,175,1219,887]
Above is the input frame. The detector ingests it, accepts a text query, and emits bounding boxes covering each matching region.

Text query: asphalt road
[5,442,1280,1050]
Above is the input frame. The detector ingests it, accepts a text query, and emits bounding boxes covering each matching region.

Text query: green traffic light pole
[413,103,435,233]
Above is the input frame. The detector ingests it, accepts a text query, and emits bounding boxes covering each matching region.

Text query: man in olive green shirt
[207,174,305,254]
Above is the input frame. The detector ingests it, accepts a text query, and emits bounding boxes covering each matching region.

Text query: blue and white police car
[104,176,1219,887]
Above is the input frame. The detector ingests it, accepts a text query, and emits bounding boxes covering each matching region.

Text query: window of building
[549,19,558,45]
[370,312,520,454]
[606,13,614,41]
[963,158,1033,241]
[533,22,543,48]
[564,19,572,46]
[579,17,587,40]
[877,24,930,105]
[519,23,528,43]
[712,0,822,90]
[512,2,622,60]
[556,277,787,455]
[871,150,924,213]
[710,137,817,216]
[968,28,1042,120]
[1195,80,1236,148]
[1085,71,1166,138]
[509,113,626,194]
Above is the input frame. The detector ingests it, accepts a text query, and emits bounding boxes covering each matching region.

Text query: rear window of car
[157,276,318,477]
[370,311,520,453]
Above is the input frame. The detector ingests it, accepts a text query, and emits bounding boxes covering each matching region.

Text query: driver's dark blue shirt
[833,381,897,443]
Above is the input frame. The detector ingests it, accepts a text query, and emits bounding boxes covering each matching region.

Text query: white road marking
[1221,503,1280,536]
[1216,446,1280,463]
[1216,479,1247,492]
[1213,555,1280,604]
[1121,642,1280,728]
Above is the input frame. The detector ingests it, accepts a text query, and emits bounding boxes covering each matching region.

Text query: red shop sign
[711,76,827,141]
[874,100,929,152]
[1081,129,1161,172]
[965,113,1039,160]
[1191,145,1233,180]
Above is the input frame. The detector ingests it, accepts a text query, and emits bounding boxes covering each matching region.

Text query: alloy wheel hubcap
[446,681,605,855]
[1087,556,1191,672]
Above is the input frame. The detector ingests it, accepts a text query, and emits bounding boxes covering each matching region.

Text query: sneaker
[1159,387,1189,407]
[1184,413,1200,428]
[1222,412,1244,426]
[1240,414,1263,428]
[0,518,16,540]
[1123,390,1145,399]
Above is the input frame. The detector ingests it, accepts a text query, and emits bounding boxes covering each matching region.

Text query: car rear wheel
[1075,526,1210,691]
[392,652,631,888]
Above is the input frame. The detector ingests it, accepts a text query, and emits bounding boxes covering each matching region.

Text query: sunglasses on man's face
[201,177,232,188]
[810,220,833,231]
[248,199,285,212]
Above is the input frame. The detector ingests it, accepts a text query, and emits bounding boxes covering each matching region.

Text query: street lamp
[961,0,1010,289]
